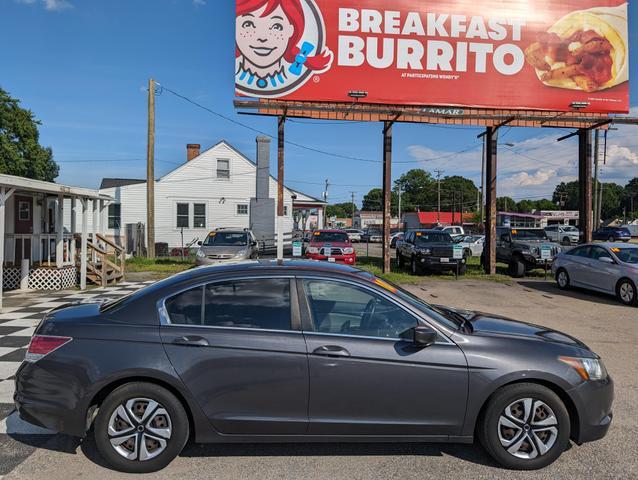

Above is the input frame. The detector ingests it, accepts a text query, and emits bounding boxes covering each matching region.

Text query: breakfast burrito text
[525,3,628,92]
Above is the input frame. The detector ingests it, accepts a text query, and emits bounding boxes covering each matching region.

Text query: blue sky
[2,0,637,207]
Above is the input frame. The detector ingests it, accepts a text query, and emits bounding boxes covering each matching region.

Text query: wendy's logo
[235,0,333,98]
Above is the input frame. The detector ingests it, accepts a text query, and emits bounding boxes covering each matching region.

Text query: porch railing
[6,233,76,267]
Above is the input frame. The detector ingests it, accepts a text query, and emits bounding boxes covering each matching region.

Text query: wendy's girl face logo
[235,0,333,98]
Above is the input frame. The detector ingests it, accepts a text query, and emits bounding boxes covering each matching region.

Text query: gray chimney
[250,136,275,246]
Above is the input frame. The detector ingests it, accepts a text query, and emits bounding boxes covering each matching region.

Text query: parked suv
[434,225,465,240]
[593,226,632,243]
[544,225,580,245]
[306,229,356,265]
[195,229,258,265]
[488,227,562,278]
[397,230,466,275]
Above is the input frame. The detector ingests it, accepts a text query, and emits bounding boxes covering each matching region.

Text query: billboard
[235,0,629,113]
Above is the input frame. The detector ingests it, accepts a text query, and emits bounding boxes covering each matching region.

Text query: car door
[560,246,591,287]
[299,277,468,437]
[581,246,621,293]
[400,232,412,260]
[496,229,511,262]
[159,276,309,435]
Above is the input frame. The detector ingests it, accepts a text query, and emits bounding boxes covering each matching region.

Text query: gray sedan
[552,243,638,306]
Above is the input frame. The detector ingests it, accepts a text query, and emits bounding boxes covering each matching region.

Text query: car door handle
[172,335,209,347]
[312,345,351,357]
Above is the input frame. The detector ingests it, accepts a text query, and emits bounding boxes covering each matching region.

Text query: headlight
[343,247,354,254]
[307,247,319,254]
[196,250,205,258]
[234,249,249,258]
[531,247,539,255]
[559,356,607,381]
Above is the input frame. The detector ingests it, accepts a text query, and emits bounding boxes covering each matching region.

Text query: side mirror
[412,326,437,347]
[599,256,615,264]
[197,241,202,246]
[251,241,257,246]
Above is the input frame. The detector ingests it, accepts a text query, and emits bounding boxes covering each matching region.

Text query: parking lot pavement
[1,278,637,480]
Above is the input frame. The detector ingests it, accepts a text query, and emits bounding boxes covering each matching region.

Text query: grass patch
[125,256,195,274]
[357,256,550,285]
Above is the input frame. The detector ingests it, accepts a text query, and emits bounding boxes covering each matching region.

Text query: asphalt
[2,278,638,480]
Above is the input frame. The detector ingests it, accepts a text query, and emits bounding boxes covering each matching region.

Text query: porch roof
[0,174,112,201]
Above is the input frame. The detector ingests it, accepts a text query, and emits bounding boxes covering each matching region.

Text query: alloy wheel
[107,398,173,462]
[619,282,635,304]
[497,398,558,460]
[557,271,568,288]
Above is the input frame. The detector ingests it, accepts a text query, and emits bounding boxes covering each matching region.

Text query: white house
[99,139,326,250]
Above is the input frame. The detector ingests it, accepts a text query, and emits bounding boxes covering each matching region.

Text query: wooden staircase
[80,234,125,286]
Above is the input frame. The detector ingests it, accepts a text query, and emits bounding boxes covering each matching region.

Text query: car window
[415,232,453,245]
[612,247,638,264]
[203,232,248,246]
[165,286,204,326]
[567,246,590,258]
[303,280,417,339]
[203,279,291,330]
[589,246,612,261]
[313,231,349,243]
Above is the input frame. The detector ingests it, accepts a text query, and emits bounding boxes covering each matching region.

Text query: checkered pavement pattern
[0,281,154,477]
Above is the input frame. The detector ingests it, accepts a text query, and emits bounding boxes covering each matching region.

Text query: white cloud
[501,169,557,189]
[16,0,73,11]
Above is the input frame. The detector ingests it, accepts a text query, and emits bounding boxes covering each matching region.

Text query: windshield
[613,247,638,264]
[562,226,578,232]
[511,229,548,240]
[203,232,248,247]
[357,272,462,330]
[313,232,349,243]
[415,232,453,245]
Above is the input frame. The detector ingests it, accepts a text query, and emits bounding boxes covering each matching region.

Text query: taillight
[25,335,72,363]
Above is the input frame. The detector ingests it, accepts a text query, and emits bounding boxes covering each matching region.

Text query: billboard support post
[484,127,498,275]
[277,115,286,262]
[578,129,593,244]
[382,121,393,274]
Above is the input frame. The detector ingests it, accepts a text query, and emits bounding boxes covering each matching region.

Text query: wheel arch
[472,377,581,443]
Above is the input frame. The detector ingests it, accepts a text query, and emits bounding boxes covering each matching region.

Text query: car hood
[310,241,351,248]
[200,245,246,255]
[436,305,590,350]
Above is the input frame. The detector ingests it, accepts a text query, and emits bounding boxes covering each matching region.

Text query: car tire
[411,256,421,276]
[562,237,571,246]
[478,383,571,470]
[94,382,189,474]
[556,268,570,290]
[396,252,403,269]
[608,236,616,242]
[509,256,526,278]
[458,263,467,276]
[464,248,472,258]
[616,278,637,306]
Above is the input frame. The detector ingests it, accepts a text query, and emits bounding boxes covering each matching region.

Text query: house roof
[408,211,473,224]
[0,174,111,200]
[100,178,146,189]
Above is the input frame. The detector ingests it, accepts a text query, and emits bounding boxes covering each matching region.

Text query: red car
[306,229,356,265]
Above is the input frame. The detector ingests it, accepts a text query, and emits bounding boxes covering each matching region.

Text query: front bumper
[306,253,356,265]
[419,256,465,271]
[568,375,614,444]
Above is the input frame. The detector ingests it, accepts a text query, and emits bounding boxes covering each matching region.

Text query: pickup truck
[396,229,466,275]
[433,225,465,240]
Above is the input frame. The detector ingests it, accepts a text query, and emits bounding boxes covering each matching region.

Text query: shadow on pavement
[517,281,620,307]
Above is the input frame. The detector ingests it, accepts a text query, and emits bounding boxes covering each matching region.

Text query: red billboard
[235,0,629,113]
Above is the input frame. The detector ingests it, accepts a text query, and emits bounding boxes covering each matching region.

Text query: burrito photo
[525,3,628,92]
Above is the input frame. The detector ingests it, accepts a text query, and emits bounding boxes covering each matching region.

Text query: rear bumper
[568,375,614,444]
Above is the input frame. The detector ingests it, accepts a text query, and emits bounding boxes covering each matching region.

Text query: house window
[108,204,121,229]
[193,203,206,228]
[284,206,288,216]
[237,204,248,215]
[18,202,30,221]
[176,203,189,228]
[217,159,230,179]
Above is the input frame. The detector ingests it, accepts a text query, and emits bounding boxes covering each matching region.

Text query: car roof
[315,229,347,233]
[585,242,637,248]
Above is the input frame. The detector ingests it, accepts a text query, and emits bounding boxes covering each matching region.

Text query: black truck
[396,229,466,275]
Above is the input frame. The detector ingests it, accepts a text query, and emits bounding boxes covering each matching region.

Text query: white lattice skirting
[3,266,77,291]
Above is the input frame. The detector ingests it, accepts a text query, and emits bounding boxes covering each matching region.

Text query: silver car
[552,243,638,306]
[195,229,259,265]
[345,229,362,242]
[457,235,484,257]
[545,225,580,245]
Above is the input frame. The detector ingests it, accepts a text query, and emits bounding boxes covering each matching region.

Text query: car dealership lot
[0,278,636,480]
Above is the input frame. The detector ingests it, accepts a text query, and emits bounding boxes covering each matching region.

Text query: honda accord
[14,261,612,473]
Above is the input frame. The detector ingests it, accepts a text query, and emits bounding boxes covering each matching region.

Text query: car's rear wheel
[411,256,421,275]
[562,237,571,245]
[479,383,570,470]
[556,268,570,290]
[616,278,637,306]
[396,252,403,269]
[608,236,616,242]
[509,256,526,278]
[94,383,189,473]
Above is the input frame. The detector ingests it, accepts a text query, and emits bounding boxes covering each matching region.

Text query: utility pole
[593,129,600,228]
[479,136,485,230]
[351,192,356,226]
[435,169,443,224]
[397,186,402,229]
[146,78,156,258]
[323,179,330,203]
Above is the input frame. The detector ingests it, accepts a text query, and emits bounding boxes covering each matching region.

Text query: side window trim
[297,276,452,344]
[158,275,301,332]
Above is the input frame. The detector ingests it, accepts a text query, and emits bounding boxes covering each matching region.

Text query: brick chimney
[187,144,201,162]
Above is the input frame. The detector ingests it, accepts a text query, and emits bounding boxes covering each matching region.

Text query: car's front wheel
[411,256,421,275]
[479,383,570,470]
[509,256,526,278]
[616,278,637,306]
[556,268,570,290]
[94,382,189,473]
[396,252,403,269]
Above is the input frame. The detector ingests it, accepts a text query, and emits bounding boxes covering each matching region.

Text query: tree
[516,199,536,213]
[326,202,356,219]
[439,175,479,214]
[362,188,399,215]
[552,180,624,220]
[0,87,58,182]
[599,182,624,219]
[395,169,435,212]
[496,197,516,212]
[623,178,638,219]
[553,182,579,210]
[534,199,559,211]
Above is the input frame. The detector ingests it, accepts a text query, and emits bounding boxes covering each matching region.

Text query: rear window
[313,231,349,243]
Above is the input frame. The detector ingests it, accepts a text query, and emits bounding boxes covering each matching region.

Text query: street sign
[453,244,464,260]
[292,241,303,257]
[540,244,552,261]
